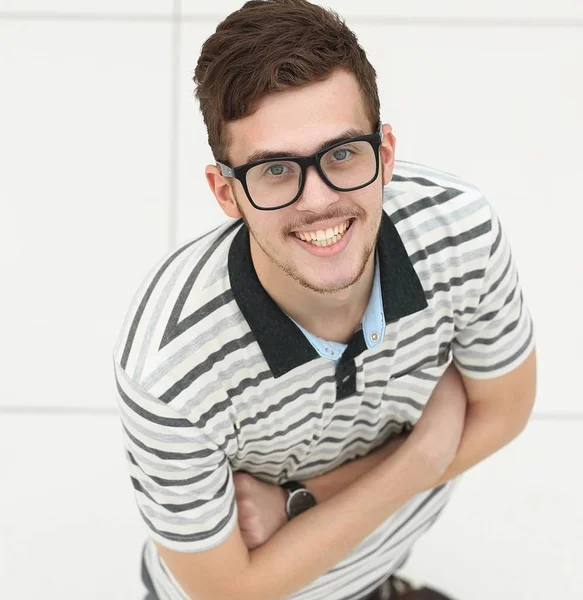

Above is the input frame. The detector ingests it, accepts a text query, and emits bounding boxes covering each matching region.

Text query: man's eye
[332,148,351,161]
[266,164,287,176]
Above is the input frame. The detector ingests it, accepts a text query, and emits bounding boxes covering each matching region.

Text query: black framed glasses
[216,129,383,211]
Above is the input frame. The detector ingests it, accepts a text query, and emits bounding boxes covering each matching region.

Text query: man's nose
[295,164,340,212]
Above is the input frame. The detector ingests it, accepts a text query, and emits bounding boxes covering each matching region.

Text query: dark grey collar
[228,210,428,378]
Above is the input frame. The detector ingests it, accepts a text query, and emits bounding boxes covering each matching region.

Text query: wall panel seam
[0,13,582,28]
[169,0,180,251]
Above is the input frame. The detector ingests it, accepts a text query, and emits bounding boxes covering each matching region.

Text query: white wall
[1,3,582,599]
[1,0,581,416]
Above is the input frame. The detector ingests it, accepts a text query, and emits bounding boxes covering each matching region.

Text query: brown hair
[193,0,380,162]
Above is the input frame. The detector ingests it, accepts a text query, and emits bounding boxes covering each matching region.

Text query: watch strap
[281,480,307,493]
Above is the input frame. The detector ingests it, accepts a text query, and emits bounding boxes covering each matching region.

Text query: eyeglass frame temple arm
[217,162,235,177]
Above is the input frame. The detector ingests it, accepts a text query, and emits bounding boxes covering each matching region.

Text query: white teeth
[294,220,352,247]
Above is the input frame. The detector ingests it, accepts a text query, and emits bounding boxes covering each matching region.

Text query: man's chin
[291,270,365,295]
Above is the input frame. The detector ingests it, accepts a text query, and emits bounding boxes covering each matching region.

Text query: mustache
[283,207,364,234]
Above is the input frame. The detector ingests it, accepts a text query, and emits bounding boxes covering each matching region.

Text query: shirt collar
[228,208,428,378]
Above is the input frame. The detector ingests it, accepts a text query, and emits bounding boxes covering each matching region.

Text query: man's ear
[379,123,396,186]
[205,165,243,219]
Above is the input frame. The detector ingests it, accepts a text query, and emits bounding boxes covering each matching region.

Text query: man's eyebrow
[244,128,367,164]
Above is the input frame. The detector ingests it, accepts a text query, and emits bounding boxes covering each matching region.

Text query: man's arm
[294,362,468,504]
[431,347,536,489]
[234,352,535,551]
[233,430,409,551]
[308,347,536,499]
[233,361,467,551]
[154,376,467,600]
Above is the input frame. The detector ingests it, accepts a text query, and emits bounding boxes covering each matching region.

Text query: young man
[112,1,537,599]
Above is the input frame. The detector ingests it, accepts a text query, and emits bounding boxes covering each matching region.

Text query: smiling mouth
[292,219,354,247]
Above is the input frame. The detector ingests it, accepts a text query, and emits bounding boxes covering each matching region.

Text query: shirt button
[370,332,379,342]
[326,347,334,355]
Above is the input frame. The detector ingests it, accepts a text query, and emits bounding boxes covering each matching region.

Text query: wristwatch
[281,481,317,520]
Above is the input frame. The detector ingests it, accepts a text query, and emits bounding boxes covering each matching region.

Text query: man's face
[215,69,395,295]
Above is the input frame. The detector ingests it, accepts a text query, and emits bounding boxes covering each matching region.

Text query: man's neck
[250,245,376,345]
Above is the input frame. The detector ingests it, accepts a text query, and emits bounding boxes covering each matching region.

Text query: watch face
[288,490,317,519]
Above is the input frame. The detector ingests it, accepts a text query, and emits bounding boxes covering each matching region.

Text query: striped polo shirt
[112,160,535,600]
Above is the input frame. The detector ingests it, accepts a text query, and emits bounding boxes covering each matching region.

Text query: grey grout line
[0,12,174,22]
[168,0,180,252]
[1,407,582,421]
[529,413,583,422]
[0,406,118,415]
[0,12,582,28]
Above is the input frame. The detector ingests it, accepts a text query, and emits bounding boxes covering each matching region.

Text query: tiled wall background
[1,1,581,599]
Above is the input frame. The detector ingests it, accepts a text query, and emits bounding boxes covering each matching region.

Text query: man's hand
[233,471,288,549]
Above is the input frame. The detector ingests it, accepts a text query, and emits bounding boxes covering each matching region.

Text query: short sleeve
[452,205,535,379]
[113,361,238,552]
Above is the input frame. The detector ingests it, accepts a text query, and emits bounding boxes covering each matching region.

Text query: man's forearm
[301,435,408,503]
[302,402,527,506]
[302,386,529,502]
[430,400,527,489]
[299,364,462,503]
[244,443,432,600]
